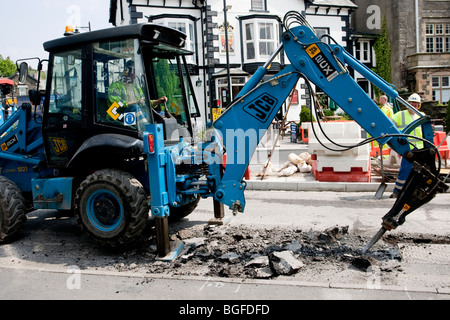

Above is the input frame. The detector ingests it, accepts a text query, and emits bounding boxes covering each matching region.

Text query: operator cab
[41,24,200,167]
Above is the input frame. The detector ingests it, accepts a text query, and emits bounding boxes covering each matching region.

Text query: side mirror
[18,62,28,84]
[28,89,41,106]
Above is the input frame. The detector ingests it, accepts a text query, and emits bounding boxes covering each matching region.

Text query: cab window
[48,49,83,121]
[93,39,152,133]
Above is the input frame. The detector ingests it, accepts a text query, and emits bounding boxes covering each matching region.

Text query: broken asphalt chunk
[220,252,241,263]
[269,251,304,275]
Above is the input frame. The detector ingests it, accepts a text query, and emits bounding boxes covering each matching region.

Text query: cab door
[42,49,85,167]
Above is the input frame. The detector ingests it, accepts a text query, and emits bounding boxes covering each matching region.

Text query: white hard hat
[408,93,421,103]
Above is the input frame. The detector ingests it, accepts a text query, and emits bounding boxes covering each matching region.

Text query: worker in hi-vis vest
[108,60,167,130]
[372,95,394,156]
[390,93,424,198]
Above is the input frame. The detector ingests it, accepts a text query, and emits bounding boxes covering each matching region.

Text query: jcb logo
[243,94,278,123]
[50,137,69,155]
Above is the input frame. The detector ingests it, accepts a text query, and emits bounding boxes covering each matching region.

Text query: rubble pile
[126,224,404,279]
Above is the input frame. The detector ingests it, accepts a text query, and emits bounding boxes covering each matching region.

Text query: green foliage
[323,109,334,117]
[372,17,392,97]
[300,105,312,124]
[0,55,16,78]
[153,59,179,100]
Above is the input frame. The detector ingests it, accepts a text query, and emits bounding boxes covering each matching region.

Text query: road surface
[0,190,449,301]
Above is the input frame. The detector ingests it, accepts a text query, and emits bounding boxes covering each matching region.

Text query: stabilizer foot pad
[208,217,232,226]
[156,240,185,262]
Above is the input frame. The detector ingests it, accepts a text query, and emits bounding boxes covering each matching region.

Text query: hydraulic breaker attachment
[363,147,449,253]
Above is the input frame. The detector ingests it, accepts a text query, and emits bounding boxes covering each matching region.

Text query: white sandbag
[298,162,312,173]
[288,153,303,165]
[256,161,274,176]
[279,164,298,176]
[298,152,312,165]
[278,161,292,172]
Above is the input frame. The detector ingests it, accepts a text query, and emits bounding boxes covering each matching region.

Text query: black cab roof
[43,23,189,54]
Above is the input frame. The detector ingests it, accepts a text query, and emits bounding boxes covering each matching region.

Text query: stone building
[351,0,450,105]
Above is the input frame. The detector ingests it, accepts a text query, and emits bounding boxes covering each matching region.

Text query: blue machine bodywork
[145,15,446,223]
[0,13,446,254]
[31,177,73,210]
[0,104,49,193]
[0,104,72,210]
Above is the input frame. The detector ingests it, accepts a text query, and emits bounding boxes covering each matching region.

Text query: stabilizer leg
[155,217,170,257]
[209,199,231,225]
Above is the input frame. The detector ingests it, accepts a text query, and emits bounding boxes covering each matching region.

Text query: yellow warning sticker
[171,102,181,116]
[403,203,411,211]
[306,44,321,58]
[107,102,122,120]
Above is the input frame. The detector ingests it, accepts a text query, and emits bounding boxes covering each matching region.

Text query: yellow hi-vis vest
[372,105,394,152]
[392,110,424,149]
[381,104,394,118]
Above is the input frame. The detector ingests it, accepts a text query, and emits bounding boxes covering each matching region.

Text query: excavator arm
[210,12,448,249]
[145,12,448,256]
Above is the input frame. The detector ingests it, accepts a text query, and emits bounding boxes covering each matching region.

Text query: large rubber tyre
[169,196,201,222]
[74,169,149,247]
[0,176,27,243]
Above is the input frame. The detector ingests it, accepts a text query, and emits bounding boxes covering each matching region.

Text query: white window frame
[154,18,196,63]
[425,23,450,53]
[243,19,279,63]
[432,75,450,104]
[251,0,266,11]
[315,28,330,44]
[432,76,440,88]
[355,40,371,63]
[443,76,450,88]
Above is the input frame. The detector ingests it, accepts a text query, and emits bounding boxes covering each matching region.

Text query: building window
[245,23,255,60]
[251,0,266,11]
[315,28,330,44]
[436,37,444,52]
[432,75,450,104]
[153,18,197,63]
[168,21,196,62]
[217,77,247,108]
[355,40,371,63]
[425,23,450,53]
[243,20,278,62]
[259,22,275,56]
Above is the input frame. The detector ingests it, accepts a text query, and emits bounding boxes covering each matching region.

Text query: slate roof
[307,0,358,8]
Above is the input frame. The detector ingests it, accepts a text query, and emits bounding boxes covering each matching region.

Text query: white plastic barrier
[303,121,371,182]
